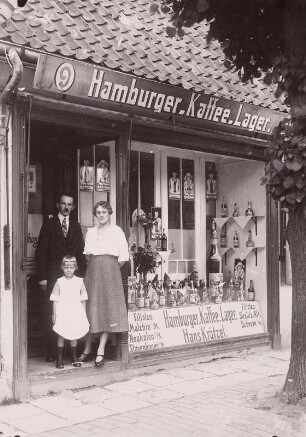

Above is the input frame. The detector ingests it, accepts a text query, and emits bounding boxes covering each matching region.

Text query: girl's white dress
[50,276,90,340]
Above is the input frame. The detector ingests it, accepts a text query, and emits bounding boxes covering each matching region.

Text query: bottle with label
[137,283,145,309]
[156,235,162,251]
[161,229,168,251]
[248,280,255,301]
[246,230,255,247]
[227,271,234,301]
[220,225,227,247]
[233,230,239,248]
[245,200,254,217]
[232,202,239,217]
[206,220,223,297]
[221,197,228,217]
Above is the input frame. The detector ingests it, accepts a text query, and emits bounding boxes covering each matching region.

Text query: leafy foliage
[153,0,306,210]
[262,116,306,209]
[133,244,158,274]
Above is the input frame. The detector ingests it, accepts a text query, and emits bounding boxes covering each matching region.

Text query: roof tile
[0,0,287,113]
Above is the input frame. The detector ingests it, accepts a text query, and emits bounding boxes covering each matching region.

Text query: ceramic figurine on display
[176,288,185,306]
[150,289,159,309]
[200,281,209,304]
[215,285,223,303]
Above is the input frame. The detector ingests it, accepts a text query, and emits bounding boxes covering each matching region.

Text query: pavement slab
[1,347,304,437]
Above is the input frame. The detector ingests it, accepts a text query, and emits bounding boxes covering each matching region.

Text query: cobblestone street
[0,348,304,437]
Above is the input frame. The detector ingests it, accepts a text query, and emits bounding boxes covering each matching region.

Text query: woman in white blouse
[78,201,129,367]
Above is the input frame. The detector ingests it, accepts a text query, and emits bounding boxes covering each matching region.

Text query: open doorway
[27,120,118,375]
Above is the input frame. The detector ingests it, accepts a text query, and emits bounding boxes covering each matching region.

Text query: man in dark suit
[36,193,86,362]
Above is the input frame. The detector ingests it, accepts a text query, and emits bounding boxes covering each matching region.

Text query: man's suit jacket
[35,216,86,293]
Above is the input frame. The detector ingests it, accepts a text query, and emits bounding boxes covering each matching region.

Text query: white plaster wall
[0,111,14,400]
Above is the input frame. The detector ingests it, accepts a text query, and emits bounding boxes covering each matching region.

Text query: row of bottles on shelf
[128,272,255,311]
[220,227,255,248]
[221,198,255,218]
[206,218,255,304]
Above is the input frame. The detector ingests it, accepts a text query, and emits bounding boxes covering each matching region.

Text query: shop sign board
[33,55,284,138]
[128,301,265,353]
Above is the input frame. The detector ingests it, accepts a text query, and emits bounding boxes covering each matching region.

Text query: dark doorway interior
[27,120,111,359]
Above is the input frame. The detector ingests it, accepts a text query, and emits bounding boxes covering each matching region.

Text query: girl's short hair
[93,201,113,216]
[61,255,78,270]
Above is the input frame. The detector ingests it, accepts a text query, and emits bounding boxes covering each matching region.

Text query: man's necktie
[62,217,68,237]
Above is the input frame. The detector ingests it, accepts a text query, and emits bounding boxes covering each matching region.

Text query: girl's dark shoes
[77,352,92,363]
[95,355,104,367]
[56,347,64,369]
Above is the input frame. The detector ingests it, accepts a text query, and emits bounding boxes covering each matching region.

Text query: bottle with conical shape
[206,220,223,296]
[245,200,254,217]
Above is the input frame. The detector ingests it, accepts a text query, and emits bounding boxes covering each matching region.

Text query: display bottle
[221,197,228,217]
[233,230,239,247]
[137,283,145,309]
[245,200,254,217]
[232,202,239,217]
[189,280,196,304]
[220,225,227,248]
[156,235,162,251]
[144,289,150,308]
[227,271,234,301]
[159,284,166,307]
[206,220,223,294]
[237,281,245,301]
[161,229,168,251]
[247,280,255,301]
[246,230,255,247]
[128,285,136,310]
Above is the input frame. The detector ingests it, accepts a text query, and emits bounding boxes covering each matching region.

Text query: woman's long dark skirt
[84,255,129,333]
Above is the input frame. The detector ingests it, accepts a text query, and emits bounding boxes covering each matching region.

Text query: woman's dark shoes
[95,355,104,367]
[77,352,92,363]
[72,361,81,368]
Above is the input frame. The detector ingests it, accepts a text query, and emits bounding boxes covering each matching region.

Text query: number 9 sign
[54,62,75,92]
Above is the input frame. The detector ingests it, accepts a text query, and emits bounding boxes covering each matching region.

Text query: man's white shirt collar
[58,212,69,227]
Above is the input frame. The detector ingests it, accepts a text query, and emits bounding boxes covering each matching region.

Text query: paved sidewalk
[1,348,303,437]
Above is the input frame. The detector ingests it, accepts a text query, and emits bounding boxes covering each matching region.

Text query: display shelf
[214,217,230,229]
[218,246,264,266]
[214,215,265,235]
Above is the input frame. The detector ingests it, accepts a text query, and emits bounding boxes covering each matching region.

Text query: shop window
[167,156,195,276]
[129,150,154,225]
[78,144,110,228]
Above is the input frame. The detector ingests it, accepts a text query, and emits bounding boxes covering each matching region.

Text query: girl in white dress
[50,255,89,369]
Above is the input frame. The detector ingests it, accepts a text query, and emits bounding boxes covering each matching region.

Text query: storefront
[0,1,286,400]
